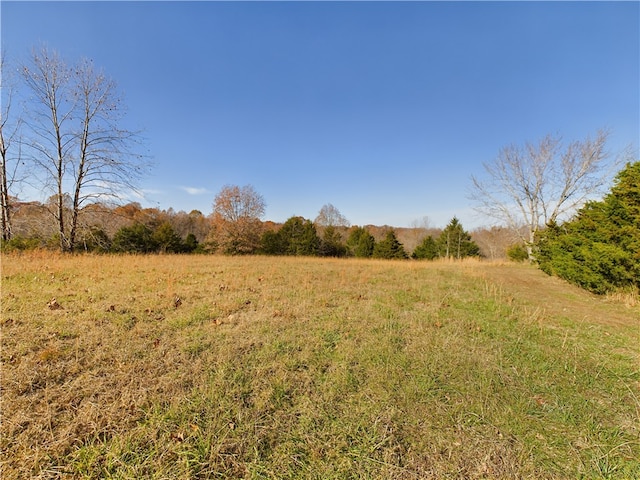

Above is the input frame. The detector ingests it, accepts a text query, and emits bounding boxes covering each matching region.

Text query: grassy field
[1,253,638,479]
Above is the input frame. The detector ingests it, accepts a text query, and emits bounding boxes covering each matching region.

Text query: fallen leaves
[47,298,63,310]
[533,395,549,407]
[37,347,61,363]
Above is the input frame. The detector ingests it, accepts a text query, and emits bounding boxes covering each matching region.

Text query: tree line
[5,163,637,298]
[1,189,483,261]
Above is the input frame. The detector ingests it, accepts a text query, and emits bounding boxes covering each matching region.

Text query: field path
[466,263,639,328]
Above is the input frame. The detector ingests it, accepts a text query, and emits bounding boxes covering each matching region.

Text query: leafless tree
[471,226,519,261]
[21,46,148,252]
[405,215,439,252]
[315,203,350,228]
[0,52,26,241]
[469,130,614,260]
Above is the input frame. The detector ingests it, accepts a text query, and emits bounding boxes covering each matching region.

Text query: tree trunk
[0,151,12,241]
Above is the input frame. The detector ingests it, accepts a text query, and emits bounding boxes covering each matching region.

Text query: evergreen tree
[437,217,480,259]
[536,162,640,294]
[346,226,375,258]
[182,233,199,253]
[152,222,183,253]
[412,235,438,260]
[278,216,320,256]
[112,223,157,253]
[259,229,285,255]
[373,230,408,259]
[319,225,347,257]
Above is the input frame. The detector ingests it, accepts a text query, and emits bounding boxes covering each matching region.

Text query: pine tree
[260,229,284,255]
[278,216,320,256]
[373,230,408,259]
[412,235,438,260]
[319,225,347,257]
[112,223,157,253]
[437,217,480,259]
[152,222,183,253]
[346,226,375,258]
[536,162,640,294]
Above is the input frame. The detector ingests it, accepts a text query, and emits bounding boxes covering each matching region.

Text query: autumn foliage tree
[210,184,265,255]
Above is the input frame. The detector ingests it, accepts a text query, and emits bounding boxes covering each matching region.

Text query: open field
[1,253,639,479]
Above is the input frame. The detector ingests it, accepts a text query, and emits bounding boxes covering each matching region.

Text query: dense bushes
[111,222,201,254]
[536,162,640,294]
[1,223,201,254]
[0,236,44,252]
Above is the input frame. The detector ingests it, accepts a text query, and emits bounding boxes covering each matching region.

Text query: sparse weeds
[606,288,640,308]
[1,253,639,478]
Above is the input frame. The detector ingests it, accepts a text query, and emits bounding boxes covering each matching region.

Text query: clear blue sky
[2,1,638,228]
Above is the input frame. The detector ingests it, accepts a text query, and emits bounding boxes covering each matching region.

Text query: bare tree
[406,215,437,252]
[68,58,147,250]
[21,46,148,252]
[0,52,26,241]
[21,48,74,250]
[314,203,350,228]
[471,226,519,261]
[470,130,613,260]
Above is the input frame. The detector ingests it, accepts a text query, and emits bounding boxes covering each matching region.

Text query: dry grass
[1,252,639,479]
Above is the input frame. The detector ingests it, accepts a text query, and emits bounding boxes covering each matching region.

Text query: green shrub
[112,223,157,253]
[0,236,44,252]
[507,243,529,262]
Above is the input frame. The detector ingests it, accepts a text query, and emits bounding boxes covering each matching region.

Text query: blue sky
[2,1,638,228]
